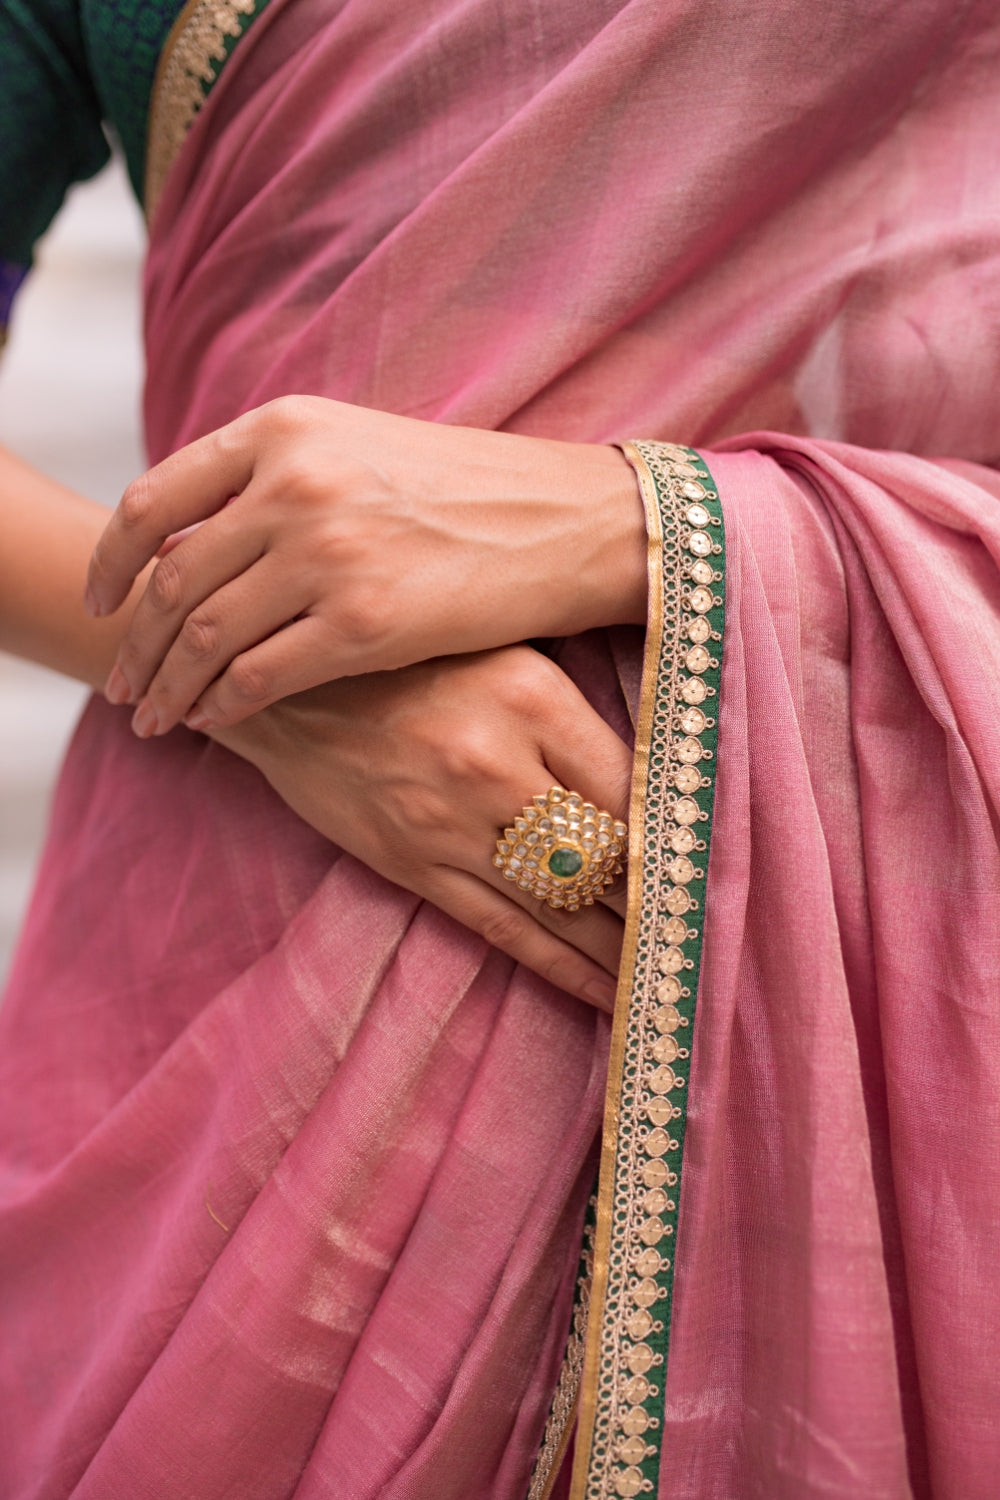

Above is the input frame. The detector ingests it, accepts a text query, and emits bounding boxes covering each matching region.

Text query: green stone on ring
[548,847,584,879]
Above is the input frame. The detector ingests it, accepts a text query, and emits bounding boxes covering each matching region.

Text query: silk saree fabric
[3,0,1000,1495]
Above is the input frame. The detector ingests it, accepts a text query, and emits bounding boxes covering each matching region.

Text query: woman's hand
[211,644,632,1011]
[85,396,647,737]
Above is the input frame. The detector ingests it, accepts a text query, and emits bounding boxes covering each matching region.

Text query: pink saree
[3,0,1000,1495]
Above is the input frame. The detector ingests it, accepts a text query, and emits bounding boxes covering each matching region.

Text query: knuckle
[308,531,368,590]
[209,424,245,469]
[512,651,554,696]
[414,724,516,805]
[118,474,155,532]
[480,907,530,953]
[116,633,144,672]
[148,555,182,613]
[179,610,219,661]
[279,457,325,506]
[493,649,560,714]
[437,726,498,786]
[225,655,271,705]
[261,393,315,434]
[333,587,393,652]
[206,412,256,474]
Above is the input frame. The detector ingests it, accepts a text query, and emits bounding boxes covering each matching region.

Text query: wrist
[207,690,326,783]
[572,442,649,630]
[207,702,280,768]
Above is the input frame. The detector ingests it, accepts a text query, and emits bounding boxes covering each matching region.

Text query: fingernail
[84,586,102,618]
[584,976,618,1011]
[104,665,132,706]
[184,710,212,732]
[131,701,157,739]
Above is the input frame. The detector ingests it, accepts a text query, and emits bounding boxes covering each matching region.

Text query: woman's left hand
[209,643,632,1011]
[85,396,647,736]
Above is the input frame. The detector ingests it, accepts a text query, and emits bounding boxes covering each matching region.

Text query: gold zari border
[145,0,261,219]
[548,442,725,1500]
[526,1199,597,1500]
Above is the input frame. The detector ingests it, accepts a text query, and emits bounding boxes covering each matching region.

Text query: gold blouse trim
[145,0,260,220]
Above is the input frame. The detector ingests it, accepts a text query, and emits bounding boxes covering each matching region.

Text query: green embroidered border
[566,444,725,1500]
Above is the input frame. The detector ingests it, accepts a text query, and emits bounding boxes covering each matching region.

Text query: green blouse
[0,0,264,324]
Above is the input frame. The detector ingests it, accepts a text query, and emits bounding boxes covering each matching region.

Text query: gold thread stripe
[568,443,725,1500]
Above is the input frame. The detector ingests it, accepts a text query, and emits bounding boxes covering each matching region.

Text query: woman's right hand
[211,644,632,1010]
[86,396,646,736]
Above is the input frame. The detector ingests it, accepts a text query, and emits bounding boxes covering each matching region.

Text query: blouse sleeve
[0,0,110,329]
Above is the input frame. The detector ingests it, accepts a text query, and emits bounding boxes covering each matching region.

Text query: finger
[543,718,632,828]
[536,671,634,916]
[460,740,625,973]
[421,864,619,1012]
[109,509,265,706]
[180,616,334,733]
[483,857,625,972]
[86,417,256,617]
[132,568,320,738]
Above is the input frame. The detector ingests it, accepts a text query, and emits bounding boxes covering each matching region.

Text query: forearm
[0,446,150,689]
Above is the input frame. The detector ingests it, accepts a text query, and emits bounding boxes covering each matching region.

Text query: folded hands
[85,396,650,1007]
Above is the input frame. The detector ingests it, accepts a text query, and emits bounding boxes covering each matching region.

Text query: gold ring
[493,785,628,911]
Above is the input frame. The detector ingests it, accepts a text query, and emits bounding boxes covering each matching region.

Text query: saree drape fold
[3,0,1000,1495]
[652,439,1000,1500]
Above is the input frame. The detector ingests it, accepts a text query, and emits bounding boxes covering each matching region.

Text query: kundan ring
[493,785,628,910]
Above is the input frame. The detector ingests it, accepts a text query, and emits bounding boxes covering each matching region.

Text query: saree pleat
[1,694,612,1498]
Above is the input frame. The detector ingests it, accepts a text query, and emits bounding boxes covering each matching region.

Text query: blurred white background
[0,156,145,983]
